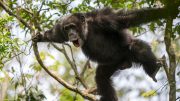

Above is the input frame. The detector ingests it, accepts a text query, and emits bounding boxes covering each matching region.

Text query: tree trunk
[164,18,176,101]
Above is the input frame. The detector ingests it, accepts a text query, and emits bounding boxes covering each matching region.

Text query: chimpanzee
[35,6,179,101]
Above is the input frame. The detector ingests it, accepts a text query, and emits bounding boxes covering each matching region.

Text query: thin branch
[86,87,97,94]
[3,52,24,64]
[37,0,45,14]
[0,1,32,30]
[80,60,90,77]
[16,54,28,98]
[20,7,33,15]
[161,55,169,79]
[52,43,88,89]
[63,43,77,68]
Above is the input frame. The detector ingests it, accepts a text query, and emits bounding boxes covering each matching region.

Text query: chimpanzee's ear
[80,15,85,23]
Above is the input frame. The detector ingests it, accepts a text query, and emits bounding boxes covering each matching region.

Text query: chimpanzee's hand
[32,32,43,42]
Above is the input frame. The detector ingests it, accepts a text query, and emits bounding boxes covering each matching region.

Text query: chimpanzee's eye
[64,26,69,31]
[64,24,76,31]
[69,24,76,29]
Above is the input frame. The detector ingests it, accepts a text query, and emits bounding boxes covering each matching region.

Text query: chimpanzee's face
[36,13,87,46]
[61,13,86,47]
[37,23,68,43]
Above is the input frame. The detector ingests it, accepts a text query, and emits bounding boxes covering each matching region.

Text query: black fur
[36,7,178,101]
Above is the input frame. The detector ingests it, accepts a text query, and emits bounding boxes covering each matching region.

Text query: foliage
[0,0,179,101]
[17,87,46,101]
[0,14,20,67]
[60,89,84,101]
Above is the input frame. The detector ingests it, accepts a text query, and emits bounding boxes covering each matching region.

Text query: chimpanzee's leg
[131,39,160,82]
[95,64,119,101]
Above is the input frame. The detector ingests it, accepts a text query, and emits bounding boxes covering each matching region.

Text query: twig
[15,53,28,98]
[161,55,169,79]
[80,60,90,77]
[37,0,45,14]
[3,52,24,64]
[86,87,97,94]
[20,7,33,15]
[63,43,77,68]
[52,43,88,89]
[176,96,180,101]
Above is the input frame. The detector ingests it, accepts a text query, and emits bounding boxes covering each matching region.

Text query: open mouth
[72,39,80,47]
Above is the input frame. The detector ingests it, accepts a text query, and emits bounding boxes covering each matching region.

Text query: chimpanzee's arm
[34,23,68,43]
[116,7,178,28]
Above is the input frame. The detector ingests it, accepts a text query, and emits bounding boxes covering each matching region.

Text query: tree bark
[164,17,176,101]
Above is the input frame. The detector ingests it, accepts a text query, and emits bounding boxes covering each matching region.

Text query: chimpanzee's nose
[68,33,77,41]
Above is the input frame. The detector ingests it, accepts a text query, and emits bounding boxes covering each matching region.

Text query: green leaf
[149,23,155,32]
[39,52,46,60]
[174,24,180,35]
[15,82,18,89]
[141,90,157,97]
[60,89,84,101]
[33,63,42,71]
[47,53,55,60]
